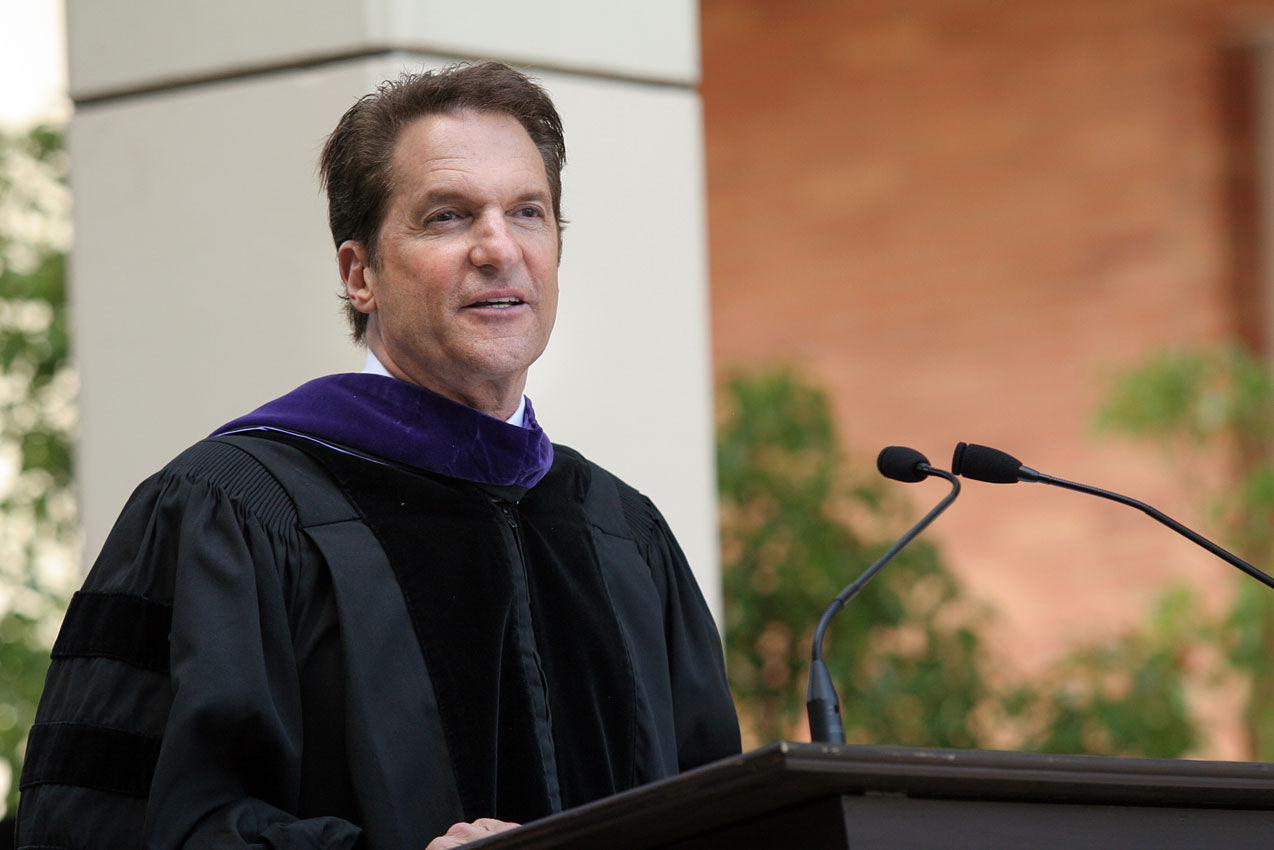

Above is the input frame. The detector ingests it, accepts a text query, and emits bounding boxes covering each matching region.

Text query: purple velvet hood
[212,373,554,489]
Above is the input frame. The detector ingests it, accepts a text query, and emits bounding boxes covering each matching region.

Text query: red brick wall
[702,0,1274,757]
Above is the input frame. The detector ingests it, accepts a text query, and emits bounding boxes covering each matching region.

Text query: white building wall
[66,2,721,616]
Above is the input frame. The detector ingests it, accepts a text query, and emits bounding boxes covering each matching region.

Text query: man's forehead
[388,110,548,196]
[393,110,536,163]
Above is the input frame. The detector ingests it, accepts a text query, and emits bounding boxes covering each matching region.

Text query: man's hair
[320,61,567,342]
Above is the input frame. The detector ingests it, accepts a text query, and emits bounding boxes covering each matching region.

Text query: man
[17,62,740,848]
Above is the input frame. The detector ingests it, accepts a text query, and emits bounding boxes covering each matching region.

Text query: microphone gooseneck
[951,441,1274,592]
[807,447,962,744]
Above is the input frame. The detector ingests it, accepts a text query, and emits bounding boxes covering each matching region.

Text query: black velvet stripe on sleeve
[20,722,162,797]
[52,591,172,673]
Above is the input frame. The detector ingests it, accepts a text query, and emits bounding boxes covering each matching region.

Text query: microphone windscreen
[952,442,1022,483]
[877,446,930,483]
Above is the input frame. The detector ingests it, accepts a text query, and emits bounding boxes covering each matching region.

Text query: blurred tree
[718,366,1201,759]
[0,122,76,814]
[1009,588,1204,759]
[1096,342,1274,760]
[717,368,992,747]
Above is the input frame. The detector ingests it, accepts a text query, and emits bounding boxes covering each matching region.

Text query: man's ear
[339,240,376,315]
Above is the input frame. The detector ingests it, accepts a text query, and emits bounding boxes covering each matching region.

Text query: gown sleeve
[17,441,362,850]
[628,492,742,770]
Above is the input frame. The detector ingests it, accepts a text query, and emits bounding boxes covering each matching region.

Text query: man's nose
[469,212,521,269]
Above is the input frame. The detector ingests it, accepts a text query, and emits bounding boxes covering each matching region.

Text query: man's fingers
[425,819,522,849]
[469,818,520,833]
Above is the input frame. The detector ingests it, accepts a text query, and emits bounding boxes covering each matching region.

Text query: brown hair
[320,61,567,342]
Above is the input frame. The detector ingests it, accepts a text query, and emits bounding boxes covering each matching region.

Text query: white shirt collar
[361,351,528,428]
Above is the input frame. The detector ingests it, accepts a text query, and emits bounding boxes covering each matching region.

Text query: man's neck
[361,350,528,428]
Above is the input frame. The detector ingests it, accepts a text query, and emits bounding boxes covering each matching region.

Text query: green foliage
[1095,344,1274,452]
[0,122,75,814]
[1096,341,1274,760]
[1012,589,1203,758]
[717,368,992,746]
[718,366,1201,760]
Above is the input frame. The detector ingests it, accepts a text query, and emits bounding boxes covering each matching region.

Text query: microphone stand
[1020,467,1274,592]
[951,441,1274,592]
[807,467,961,743]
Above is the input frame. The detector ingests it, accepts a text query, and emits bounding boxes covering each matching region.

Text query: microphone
[877,445,931,483]
[951,442,1274,591]
[807,447,961,744]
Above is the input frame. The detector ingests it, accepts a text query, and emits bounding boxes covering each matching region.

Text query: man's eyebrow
[414,189,470,208]
[412,188,551,208]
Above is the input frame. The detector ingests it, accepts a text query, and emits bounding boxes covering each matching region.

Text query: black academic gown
[17,431,740,848]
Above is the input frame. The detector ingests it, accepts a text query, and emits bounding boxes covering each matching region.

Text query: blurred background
[5,0,1274,818]
[703,0,1274,757]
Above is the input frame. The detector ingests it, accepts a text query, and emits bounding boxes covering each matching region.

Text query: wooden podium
[472,742,1274,849]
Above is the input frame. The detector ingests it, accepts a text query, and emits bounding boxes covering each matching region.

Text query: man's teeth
[475,297,521,308]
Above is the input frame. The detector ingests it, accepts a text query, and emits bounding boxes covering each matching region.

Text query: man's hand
[426,818,521,849]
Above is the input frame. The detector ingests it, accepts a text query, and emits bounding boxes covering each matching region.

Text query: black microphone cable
[951,441,1274,591]
[807,446,961,744]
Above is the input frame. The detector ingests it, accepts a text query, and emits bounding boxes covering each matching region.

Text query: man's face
[341,109,559,414]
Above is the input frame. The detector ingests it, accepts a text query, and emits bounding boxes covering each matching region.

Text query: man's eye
[429,211,458,224]
[515,207,543,218]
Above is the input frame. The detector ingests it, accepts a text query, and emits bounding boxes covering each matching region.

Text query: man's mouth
[469,297,524,309]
